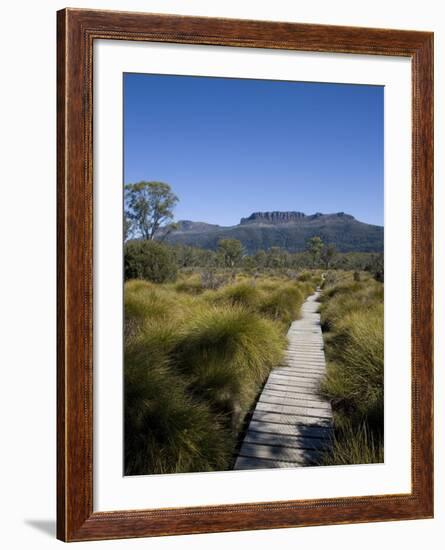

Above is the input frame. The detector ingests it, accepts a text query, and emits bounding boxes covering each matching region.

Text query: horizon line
[171,211,385,228]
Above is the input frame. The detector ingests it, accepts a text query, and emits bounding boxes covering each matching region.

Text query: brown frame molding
[57,8,434,542]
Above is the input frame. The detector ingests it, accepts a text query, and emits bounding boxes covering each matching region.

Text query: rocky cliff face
[240,211,355,225]
[164,211,383,253]
[240,211,306,224]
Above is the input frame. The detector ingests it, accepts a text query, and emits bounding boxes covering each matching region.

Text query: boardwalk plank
[246,420,332,439]
[259,394,332,411]
[238,442,322,463]
[234,456,298,470]
[233,291,333,470]
[251,410,332,426]
[255,401,332,418]
[276,367,325,379]
[243,431,331,450]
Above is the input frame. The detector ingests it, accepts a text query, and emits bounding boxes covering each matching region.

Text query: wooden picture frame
[57,8,434,542]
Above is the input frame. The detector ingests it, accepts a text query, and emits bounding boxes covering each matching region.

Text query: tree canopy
[217,239,244,267]
[306,236,324,266]
[321,243,337,269]
[124,181,178,240]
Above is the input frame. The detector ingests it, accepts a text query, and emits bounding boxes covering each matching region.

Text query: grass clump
[208,281,262,310]
[319,279,383,332]
[125,323,231,475]
[174,274,204,295]
[124,271,307,475]
[206,279,313,328]
[319,420,383,466]
[175,306,285,428]
[258,284,304,326]
[319,275,384,465]
[321,305,383,424]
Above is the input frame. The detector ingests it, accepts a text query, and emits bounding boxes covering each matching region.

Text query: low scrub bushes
[124,240,178,283]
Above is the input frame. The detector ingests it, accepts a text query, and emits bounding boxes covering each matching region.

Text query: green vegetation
[124,240,178,283]
[126,238,383,275]
[124,272,318,475]
[164,211,384,254]
[306,235,324,267]
[122,178,385,471]
[125,180,179,240]
[217,238,244,267]
[318,271,384,465]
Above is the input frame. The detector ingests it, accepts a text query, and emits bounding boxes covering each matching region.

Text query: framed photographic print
[57,8,434,542]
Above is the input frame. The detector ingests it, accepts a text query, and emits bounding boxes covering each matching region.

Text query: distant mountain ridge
[164,211,383,253]
[240,211,355,225]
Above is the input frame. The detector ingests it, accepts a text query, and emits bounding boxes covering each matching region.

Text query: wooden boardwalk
[234,291,333,470]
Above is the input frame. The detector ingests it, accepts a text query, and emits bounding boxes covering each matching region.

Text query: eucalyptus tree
[306,236,324,267]
[124,181,179,240]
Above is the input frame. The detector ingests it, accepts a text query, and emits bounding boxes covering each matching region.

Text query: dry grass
[318,273,384,465]
[124,270,317,474]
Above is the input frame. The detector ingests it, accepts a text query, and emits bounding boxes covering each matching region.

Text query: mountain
[164,211,383,253]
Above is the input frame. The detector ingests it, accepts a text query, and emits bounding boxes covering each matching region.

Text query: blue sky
[124,74,383,226]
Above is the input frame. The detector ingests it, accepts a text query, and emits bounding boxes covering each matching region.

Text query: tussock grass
[259,285,304,326]
[124,271,310,474]
[319,275,384,465]
[321,305,383,424]
[298,271,322,287]
[175,305,285,427]
[319,279,383,332]
[174,275,204,295]
[320,420,383,466]
[124,280,177,340]
[208,281,262,310]
[206,279,314,328]
[298,281,317,296]
[125,324,231,475]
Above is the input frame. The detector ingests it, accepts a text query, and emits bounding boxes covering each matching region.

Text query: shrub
[124,240,178,283]
[200,269,230,290]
